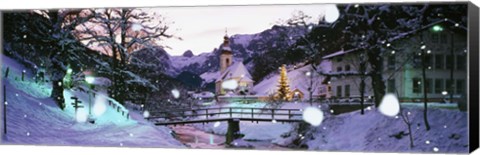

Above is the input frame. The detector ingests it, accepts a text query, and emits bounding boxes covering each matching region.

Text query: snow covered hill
[302,107,468,153]
[1,55,184,148]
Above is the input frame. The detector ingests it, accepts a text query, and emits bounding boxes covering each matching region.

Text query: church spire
[223,28,229,46]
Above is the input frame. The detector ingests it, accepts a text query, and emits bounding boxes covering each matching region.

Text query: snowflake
[26,132,30,136]
[379,94,400,117]
[143,111,150,118]
[24,114,27,118]
[120,143,124,146]
[433,147,439,152]
[16,93,19,97]
[4,101,7,105]
[171,89,180,99]
[425,140,430,144]
[303,107,324,126]
[443,125,447,128]
[213,122,221,128]
[272,119,277,123]
[129,133,134,137]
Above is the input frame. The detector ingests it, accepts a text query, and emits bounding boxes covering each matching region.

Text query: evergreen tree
[275,64,292,101]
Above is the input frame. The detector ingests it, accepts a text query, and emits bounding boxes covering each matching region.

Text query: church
[215,34,254,96]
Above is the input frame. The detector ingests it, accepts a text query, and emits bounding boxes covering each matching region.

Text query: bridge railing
[146,107,303,122]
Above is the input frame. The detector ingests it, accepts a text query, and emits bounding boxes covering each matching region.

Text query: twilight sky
[148,4,334,56]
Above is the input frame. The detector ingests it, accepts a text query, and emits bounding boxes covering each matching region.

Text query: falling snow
[302,107,324,126]
[171,89,180,99]
[143,111,150,118]
[378,94,400,117]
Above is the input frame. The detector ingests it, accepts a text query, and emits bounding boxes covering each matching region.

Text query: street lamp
[431,24,455,102]
[85,75,95,118]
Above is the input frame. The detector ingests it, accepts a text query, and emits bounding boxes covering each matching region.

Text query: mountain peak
[182,50,194,57]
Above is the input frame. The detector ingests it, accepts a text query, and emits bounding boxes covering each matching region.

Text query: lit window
[413,78,422,93]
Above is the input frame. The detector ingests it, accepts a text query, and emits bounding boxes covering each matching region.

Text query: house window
[337,86,342,97]
[345,65,351,71]
[413,53,422,68]
[431,33,439,43]
[440,33,447,44]
[446,56,453,70]
[425,54,433,68]
[387,79,395,93]
[226,58,230,66]
[345,85,350,97]
[446,79,455,94]
[413,78,422,93]
[337,67,343,72]
[425,78,433,94]
[435,54,444,69]
[388,55,395,70]
[456,55,466,70]
[434,79,444,94]
[336,57,343,62]
[456,80,465,95]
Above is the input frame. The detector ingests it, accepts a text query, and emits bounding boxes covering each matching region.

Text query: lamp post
[431,24,454,103]
[305,71,313,106]
[85,75,95,117]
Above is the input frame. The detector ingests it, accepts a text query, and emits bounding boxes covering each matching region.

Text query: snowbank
[303,107,468,153]
[1,55,184,148]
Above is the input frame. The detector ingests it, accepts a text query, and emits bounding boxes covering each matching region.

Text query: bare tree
[75,8,176,103]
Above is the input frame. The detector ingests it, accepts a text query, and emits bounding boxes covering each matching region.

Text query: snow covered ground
[302,106,469,153]
[1,55,184,148]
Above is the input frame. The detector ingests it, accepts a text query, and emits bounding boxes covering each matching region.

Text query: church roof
[216,62,254,82]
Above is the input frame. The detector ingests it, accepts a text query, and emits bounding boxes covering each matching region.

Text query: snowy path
[1,55,184,148]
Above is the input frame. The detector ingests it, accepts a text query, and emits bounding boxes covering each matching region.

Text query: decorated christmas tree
[275,64,292,101]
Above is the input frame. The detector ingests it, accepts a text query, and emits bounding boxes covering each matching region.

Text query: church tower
[220,33,233,73]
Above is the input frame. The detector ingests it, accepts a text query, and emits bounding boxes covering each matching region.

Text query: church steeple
[221,28,232,54]
[220,29,233,73]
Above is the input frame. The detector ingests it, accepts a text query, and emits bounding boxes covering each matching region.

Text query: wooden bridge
[147,107,305,144]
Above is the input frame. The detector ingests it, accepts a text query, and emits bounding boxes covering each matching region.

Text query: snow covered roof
[322,19,466,60]
[322,48,360,59]
[216,62,253,82]
[387,19,466,42]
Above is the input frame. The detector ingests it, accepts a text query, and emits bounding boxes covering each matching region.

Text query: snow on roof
[90,77,112,86]
[322,48,360,59]
[388,19,466,42]
[221,45,232,52]
[322,19,466,60]
[216,62,253,82]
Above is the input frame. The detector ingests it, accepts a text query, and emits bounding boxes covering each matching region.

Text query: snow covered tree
[75,8,176,104]
[3,10,100,110]
[275,64,292,101]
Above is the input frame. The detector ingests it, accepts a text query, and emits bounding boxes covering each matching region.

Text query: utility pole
[449,31,454,103]
[4,85,7,135]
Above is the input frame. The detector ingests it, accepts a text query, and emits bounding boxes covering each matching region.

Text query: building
[215,34,254,95]
[322,49,374,102]
[323,19,467,103]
